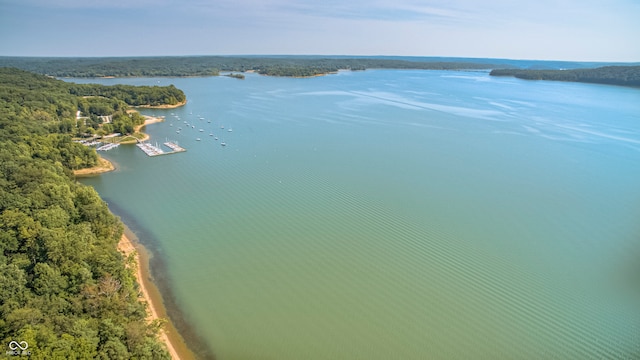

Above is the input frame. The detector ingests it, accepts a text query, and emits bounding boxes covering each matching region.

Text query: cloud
[1,0,638,60]
[270,0,469,22]
[0,0,174,9]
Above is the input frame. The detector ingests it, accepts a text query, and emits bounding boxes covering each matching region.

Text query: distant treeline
[0,68,177,358]
[0,56,501,78]
[69,84,186,107]
[0,67,185,137]
[490,66,640,87]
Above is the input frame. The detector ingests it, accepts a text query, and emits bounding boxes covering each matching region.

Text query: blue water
[78,70,640,359]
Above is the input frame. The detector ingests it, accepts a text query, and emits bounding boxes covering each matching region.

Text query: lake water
[78,70,640,359]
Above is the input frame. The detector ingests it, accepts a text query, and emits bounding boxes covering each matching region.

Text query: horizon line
[0,54,639,64]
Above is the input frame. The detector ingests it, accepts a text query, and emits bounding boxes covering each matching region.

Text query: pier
[163,141,186,153]
[96,143,120,151]
[136,141,186,157]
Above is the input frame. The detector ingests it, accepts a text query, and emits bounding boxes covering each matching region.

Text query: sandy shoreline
[133,115,165,142]
[73,156,115,177]
[134,100,187,109]
[118,233,195,360]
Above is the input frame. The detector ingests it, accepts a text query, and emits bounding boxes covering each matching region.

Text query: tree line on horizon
[490,66,640,87]
[0,56,500,78]
[2,56,637,87]
[0,68,185,359]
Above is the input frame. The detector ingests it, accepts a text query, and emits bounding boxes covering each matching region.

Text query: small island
[223,73,245,80]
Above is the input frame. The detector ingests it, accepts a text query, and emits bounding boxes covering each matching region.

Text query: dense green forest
[0,68,185,137]
[0,56,500,78]
[0,68,181,359]
[490,66,640,87]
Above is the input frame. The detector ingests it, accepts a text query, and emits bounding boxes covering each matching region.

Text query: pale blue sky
[1,0,638,61]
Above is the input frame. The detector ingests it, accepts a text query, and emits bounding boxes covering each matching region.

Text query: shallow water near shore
[78,70,640,359]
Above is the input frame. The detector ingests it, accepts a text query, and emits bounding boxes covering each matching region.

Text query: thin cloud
[0,0,174,9]
[271,0,470,22]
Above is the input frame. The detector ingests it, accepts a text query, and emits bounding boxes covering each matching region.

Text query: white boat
[199,129,204,132]
[220,125,224,129]
[209,133,214,136]
[214,137,218,140]
[227,128,233,132]
[221,142,226,146]
[196,138,201,141]
[170,123,173,126]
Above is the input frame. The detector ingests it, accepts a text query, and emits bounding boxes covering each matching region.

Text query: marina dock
[164,141,186,153]
[96,143,120,151]
[136,141,186,157]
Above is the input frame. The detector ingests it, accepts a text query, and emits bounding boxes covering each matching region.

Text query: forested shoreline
[0,68,185,138]
[0,68,184,359]
[2,56,638,87]
[0,56,500,78]
[490,66,640,87]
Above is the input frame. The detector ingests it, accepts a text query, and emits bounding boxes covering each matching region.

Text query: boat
[192,125,195,128]
[196,138,201,141]
[176,130,180,134]
[221,142,226,146]
[220,125,224,129]
[209,133,214,136]
[170,123,173,127]
[199,129,204,132]
[214,137,218,140]
[228,128,233,132]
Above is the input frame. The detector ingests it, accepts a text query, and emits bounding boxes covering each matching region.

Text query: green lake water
[78,70,640,359]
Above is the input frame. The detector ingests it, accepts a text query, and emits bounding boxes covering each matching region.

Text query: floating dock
[96,143,120,151]
[136,141,186,157]
[164,142,186,153]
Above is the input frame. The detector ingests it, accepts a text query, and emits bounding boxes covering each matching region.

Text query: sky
[0,0,639,62]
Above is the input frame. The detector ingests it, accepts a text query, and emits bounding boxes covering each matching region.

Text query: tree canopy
[0,56,501,78]
[0,67,185,138]
[0,68,174,359]
[490,66,640,87]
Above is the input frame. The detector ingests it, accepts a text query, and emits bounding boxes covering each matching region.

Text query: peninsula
[490,65,640,87]
[0,67,191,359]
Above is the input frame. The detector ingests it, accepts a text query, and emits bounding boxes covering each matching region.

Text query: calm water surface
[78,70,640,359]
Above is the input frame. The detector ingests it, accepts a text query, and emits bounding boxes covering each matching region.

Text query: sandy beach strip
[134,100,187,109]
[134,115,165,133]
[73,156,115,177]
[118,233,195,360]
